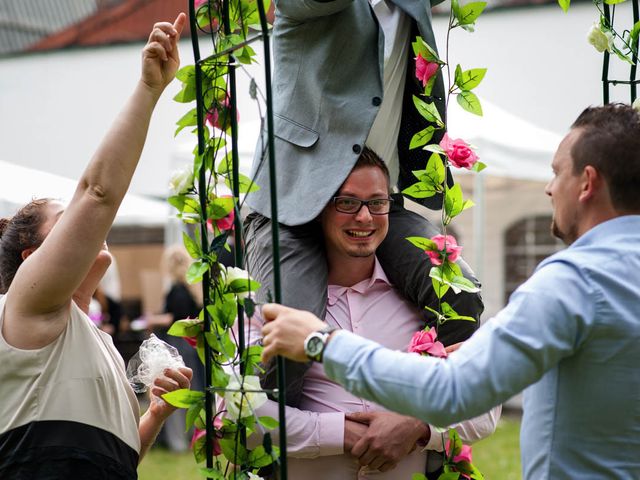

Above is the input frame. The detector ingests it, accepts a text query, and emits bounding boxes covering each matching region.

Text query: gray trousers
[244,194,484,407]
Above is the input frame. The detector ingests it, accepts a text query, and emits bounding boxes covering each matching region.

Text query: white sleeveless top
[0,294,140,478]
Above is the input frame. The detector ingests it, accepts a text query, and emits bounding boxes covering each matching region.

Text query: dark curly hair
[0,198,52,293]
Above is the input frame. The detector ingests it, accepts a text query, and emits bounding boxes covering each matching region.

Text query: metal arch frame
[188,1,287,479]
[601,0,639,103]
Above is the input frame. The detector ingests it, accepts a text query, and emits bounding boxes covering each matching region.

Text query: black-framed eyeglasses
[332,196,394,215]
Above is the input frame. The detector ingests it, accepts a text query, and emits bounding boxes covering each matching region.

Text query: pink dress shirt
[249,258,499,479]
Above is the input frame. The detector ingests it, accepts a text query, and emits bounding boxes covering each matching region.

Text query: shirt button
[372,96,382,106]
[352,144,362,154]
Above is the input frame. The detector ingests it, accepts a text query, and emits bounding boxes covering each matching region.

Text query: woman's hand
[148,366,193,421]
[141,13,186,93]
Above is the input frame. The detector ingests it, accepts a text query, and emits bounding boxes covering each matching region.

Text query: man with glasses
[244,0,484,410]
[248,148,498,479]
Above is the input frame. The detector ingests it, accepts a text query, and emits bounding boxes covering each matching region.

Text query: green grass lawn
[139,413,521,479]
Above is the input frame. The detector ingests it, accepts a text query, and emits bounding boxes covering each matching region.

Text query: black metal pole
[188,1,215,479]
[256,1,288,479]
[602,2,611,105]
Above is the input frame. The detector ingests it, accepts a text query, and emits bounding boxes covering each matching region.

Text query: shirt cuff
[318,412,345,456]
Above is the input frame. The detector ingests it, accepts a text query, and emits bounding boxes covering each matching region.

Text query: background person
[148,244,205,452]
[260,104,640,478]
[0,13,191,479]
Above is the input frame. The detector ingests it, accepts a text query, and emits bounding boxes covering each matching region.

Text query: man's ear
[21,247,36,261]
[578,165,600,203]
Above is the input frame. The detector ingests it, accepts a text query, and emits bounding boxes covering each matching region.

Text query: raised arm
[5,14,186,346]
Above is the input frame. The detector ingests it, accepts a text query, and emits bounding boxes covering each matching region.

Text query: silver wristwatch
[303,326,338,362]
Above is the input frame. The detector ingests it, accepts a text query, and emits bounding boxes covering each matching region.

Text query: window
[504,215,564,303]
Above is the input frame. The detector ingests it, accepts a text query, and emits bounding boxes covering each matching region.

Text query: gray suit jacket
[248,0,445,226]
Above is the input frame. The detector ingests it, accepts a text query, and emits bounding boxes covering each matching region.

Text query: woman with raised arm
[0,13,191,479]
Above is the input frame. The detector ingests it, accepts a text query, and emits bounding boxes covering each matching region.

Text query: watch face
[306,335,324,357]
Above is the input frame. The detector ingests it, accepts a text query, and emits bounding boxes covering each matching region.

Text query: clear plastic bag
[126,334,185,393]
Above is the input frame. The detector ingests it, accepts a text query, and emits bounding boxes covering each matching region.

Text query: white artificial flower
[223,375,268,419]
[587,23,614,53]
[632,97,640,113]
[224,266,252,285]
[247,473,264,480]
[168,164,194,195]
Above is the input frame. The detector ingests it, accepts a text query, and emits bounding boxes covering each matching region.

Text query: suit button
[372,96,382,106]
[352,144,362,154]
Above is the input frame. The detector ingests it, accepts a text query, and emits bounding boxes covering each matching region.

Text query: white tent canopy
[0,160,169,226]
[447,98,561,182]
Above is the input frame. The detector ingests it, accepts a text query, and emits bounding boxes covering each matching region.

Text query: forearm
[323,327,513,427]
[138,407,169,462]
[78,80,161,212]
[247,399,344,458]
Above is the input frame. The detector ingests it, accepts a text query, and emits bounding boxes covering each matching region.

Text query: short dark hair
[571,103,640,211]
[353,147,391,191]
[0,198,51,293]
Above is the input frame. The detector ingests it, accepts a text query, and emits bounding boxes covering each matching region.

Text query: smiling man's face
[320,165,390,261]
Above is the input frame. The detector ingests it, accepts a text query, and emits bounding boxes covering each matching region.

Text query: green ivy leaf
[429,268,451,299]
[207,299,238,329]
[412,474,429,480]
[257,416,279,430]
[185,402,204,432]
[205,330,237,357]
[411,36,441,63]
[441,302,477,322]
[412,96,444,126]
[241,344,264,372]
[183,232,201,259]
[220,437,249,464]
[209,196,235,220]
[402,182,437,199]
[457,91,483,116]
[187,260,210,284]
[424,144,446,155]
[444,183,464,221]
[162,389,205,408]
[450,275,481,293]
[557,0,570,12]
[436,472,461,480]
[228,278,262,294]
[457,2,487,26]
[175,108,198,136]
[211,362,230,388]
[455,68,487,91]
[409,126,436,149]
[407,236,438,251]
[248,445,277,468]
[197,468,225,479]
[167,318,203,338]
[471,161,487,173]
[224,173,260,194]
[604,0,627,4]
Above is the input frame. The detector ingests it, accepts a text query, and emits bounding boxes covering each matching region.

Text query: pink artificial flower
[194,0,208,7]
[439,133,479,169]
[415,54,439,87]
[446,438,473,462]
[184,336,198,348]
[425,234,463,266]
[206,196,235,233]
[408,328,447,358]
[190,416,223,456]
[206,97,240,131]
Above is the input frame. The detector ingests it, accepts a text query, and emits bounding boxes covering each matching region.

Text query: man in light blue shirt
[260,103,640,478]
